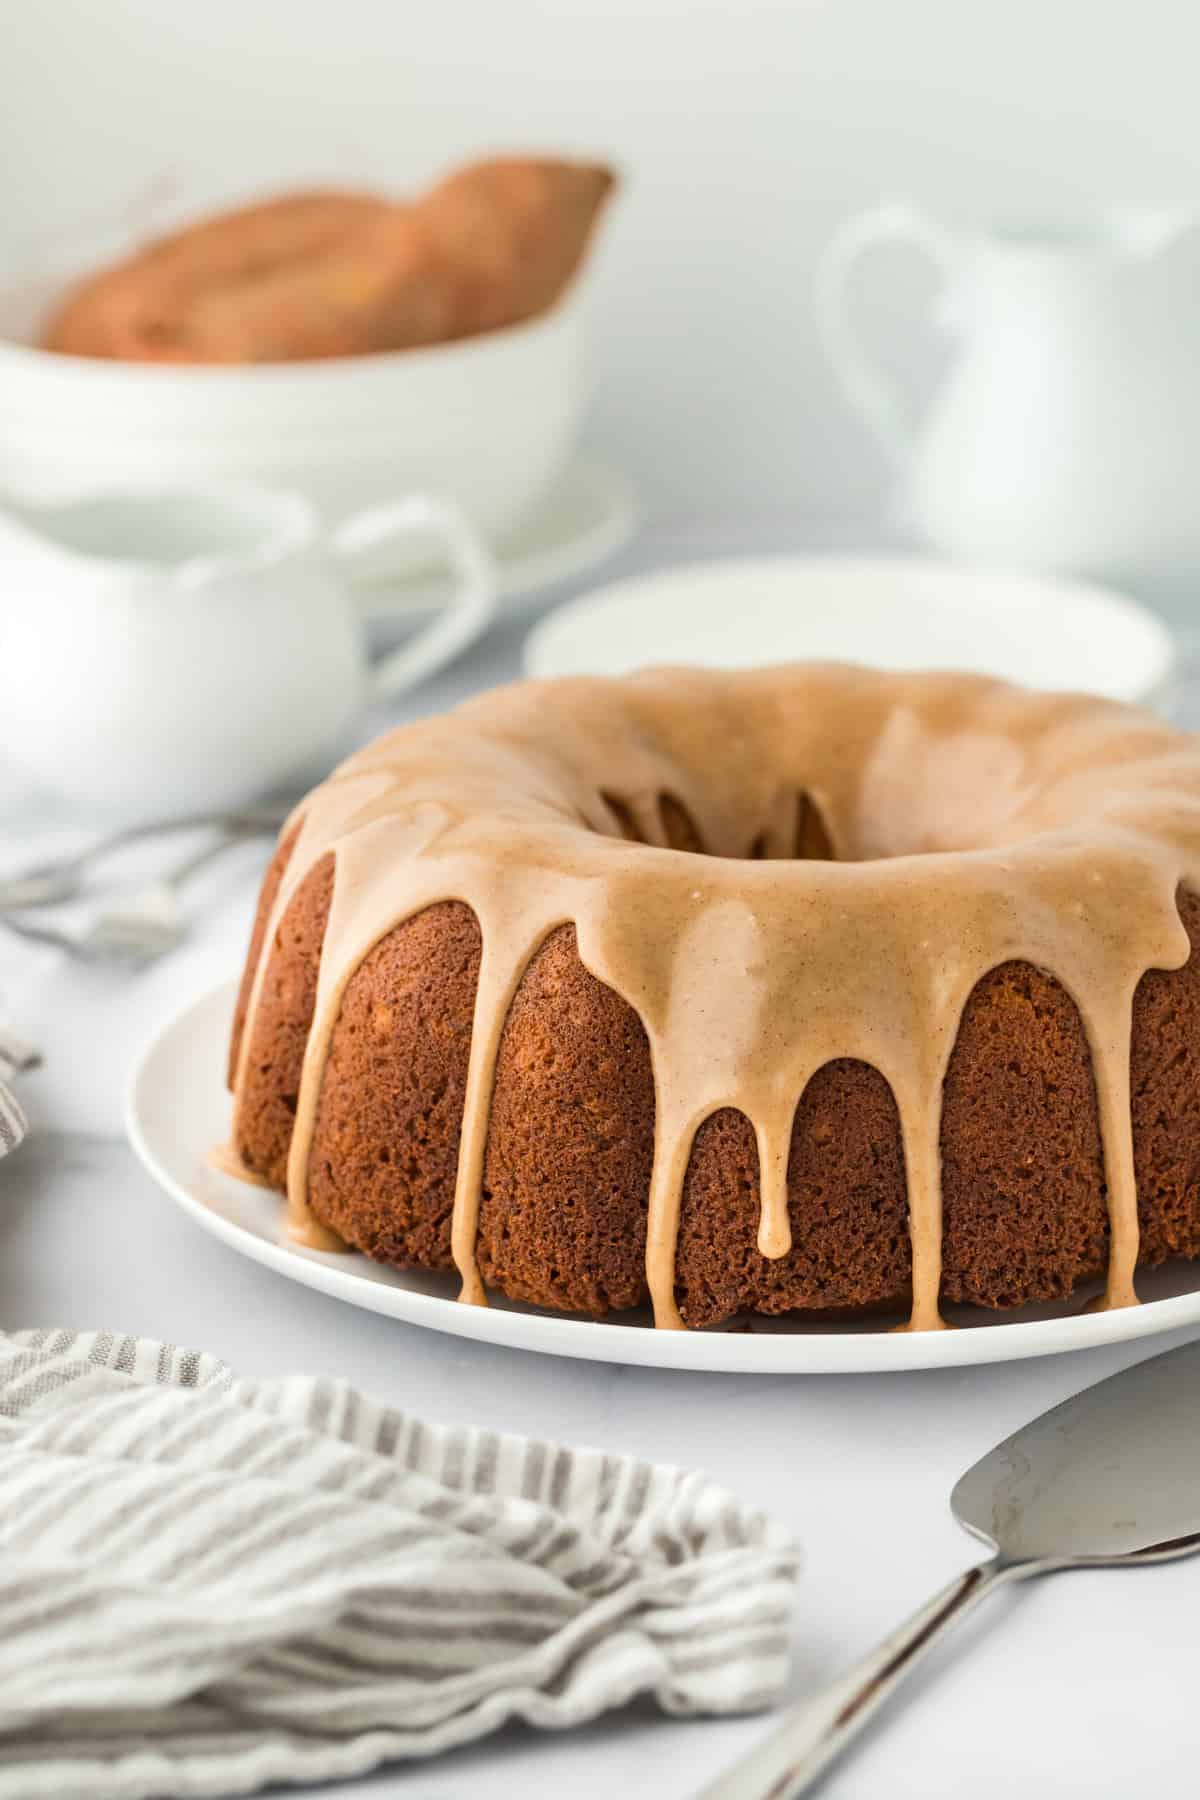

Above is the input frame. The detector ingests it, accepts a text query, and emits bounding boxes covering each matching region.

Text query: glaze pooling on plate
[228,664,1200,1331]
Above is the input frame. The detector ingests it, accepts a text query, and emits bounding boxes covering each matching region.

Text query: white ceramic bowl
[525,555,1179,711]
[0,273,589,540]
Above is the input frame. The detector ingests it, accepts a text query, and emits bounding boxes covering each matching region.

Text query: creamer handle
[814,203,958,466]
[332,495,497,698]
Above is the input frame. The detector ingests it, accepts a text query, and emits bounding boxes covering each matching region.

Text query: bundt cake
[224,664,1200,1332]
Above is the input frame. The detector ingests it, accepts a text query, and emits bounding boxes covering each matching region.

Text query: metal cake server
[702,1338,1200,1800]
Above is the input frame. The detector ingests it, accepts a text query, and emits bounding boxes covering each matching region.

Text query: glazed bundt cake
[225,664,1200,1331]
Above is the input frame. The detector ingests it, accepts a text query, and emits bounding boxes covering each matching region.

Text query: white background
[5,0,1200,521]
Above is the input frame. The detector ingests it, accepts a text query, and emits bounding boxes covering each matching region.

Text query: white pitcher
[0,484,496,816]
[815,205,1200,579]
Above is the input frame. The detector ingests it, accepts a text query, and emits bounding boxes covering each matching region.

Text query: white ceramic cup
[0,483,497,816]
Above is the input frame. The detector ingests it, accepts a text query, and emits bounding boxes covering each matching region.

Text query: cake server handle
[697,1556,1027,1800]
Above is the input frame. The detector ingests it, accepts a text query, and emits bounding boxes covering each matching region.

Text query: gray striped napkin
[0,1029,37,1159]
[0,1328,798,1800]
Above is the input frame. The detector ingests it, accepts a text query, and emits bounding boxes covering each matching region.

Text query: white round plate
[359,458,636,617]
[525,554,1177,709]
[128,981,1200,1375]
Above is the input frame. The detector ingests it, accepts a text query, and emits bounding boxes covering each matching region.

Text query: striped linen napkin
[0,1029,37,1159]
[0,1328,798,1800]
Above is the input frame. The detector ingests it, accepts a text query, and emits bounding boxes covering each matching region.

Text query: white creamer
[816,204,1200,581]
[0,484,494,815]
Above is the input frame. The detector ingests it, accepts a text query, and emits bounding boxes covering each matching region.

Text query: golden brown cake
[225,665,1200,1331]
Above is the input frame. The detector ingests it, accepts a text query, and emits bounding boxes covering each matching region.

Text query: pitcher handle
[814,203,959,466]
[331,495,498,699]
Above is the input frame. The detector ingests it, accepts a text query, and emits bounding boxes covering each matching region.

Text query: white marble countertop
[2,518,1199,1798]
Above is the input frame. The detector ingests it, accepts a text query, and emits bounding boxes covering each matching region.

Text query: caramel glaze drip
[229,664,1200,1330]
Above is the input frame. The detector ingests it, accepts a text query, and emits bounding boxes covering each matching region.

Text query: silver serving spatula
[701,1337,1200,1800]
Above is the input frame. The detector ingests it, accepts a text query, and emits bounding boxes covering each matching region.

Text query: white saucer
[525,554,1177,709]
[127,981,1200,1375]
[360,457,636,616]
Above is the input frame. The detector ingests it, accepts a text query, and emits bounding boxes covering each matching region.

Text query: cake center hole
[599,789,835,861]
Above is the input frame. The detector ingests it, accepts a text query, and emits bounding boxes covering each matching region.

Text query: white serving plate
[524,555,1177,709]
[128,982,1200,1375]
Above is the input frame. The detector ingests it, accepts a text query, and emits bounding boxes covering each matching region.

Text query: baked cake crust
[226,665,1200,1330]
